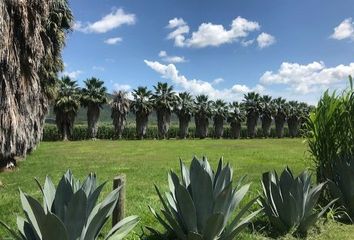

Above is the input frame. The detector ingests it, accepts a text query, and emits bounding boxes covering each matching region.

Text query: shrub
[43,124,294,141]
[0,170,139,240]
[148,157,261,239]
[260,167,335,235]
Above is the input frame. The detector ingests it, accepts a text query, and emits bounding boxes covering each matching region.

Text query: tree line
[54,76,314,140]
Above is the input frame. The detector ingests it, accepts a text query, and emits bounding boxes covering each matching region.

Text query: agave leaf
[82,188,120,240]
[304,182,326,217]
[213,182,233,218]
[202,213,224,240]
[105,215,139,240]
[149,206,173,233]
[43,176,56,212]
[161,209,187,240]
[175,183,198,232]
[16,216,37,240]
[0,220,23,240]
[87,182,106,215]
[187,231,203,240]
[54,175,74,221]
[213,164,232,198]
[20,190,42,239]
[64,189,88,240]
[213,158,223,188]
[180,158,190,187]
[190,159,213,232]
[154,185,172,216]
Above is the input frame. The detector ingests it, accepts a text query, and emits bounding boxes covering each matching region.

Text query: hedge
[42,124,301,141]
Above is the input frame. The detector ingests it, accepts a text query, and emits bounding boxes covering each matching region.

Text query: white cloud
[144,60,263,101]
[104,37,123,45]
[260,61,354,94]
[113,83,131,91]
[212,78,224,85]
[241,39,254,47]
[257,32,276,48]
[62,70,82,79]
[74,8,136,34]
[92,66,105,71]
[158,50,186,63]
[167,16,265,48]
[331,18,354,40]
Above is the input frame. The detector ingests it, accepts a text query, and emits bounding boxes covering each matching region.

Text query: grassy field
[0,139,353,239]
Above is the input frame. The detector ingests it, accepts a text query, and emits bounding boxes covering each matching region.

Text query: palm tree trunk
[0,1,52,166]
[288,117,299,138]
[136,113,148,139]
[157,109,171,139]
[214,116,224,139]
[87,104,100,139]
[197,116,209,139]
[230,122,241,139]
[261,116,272,138]
[247,112,258,138]
[113,114,126,139]
[275,115,286,138]
[178,116,190,139]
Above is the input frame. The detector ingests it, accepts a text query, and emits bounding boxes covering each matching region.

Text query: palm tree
[54,76,81,141]
[175,92,194,139]
[152,82,177,139]
[260,95,273,138]
[272,97,287,138]
[194,95,213,139]
[0,0,73,166]
[131,87,153,139]
[227,102,245,139]
[81,78,107,139]
[243,92,261,138]
[287,101,310,138]
[212,100,229,139]
[111,91,130,139]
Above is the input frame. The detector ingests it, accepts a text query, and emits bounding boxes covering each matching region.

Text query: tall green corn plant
[148,157,261,240]
[0,170,139,240]
[306,76,354,184]
[260,167,336,235]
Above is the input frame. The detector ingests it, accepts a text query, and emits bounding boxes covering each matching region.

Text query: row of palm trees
[53,76,313,140]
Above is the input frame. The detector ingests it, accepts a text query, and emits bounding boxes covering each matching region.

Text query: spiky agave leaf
[149,157,260,239]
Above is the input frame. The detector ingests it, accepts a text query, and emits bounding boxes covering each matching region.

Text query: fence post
[112,174,126,227]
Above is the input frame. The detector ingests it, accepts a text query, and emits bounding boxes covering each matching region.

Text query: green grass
[0,139,353,239]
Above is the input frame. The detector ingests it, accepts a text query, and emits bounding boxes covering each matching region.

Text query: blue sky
[62,0,354,104]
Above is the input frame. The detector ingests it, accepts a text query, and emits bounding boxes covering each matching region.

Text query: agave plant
[131,87,153,139]
[175,92,194,139]
[243,92,261,138]
[111,91,131,139]
[260,167,335,235]
[194,95,213,139]
[152,82,178,139]
[0,170,139,240]
[212,100,229,139]
[148,157,261,239]
[81,77,108,139]
[227,102,245,139]
[260,95,273,138]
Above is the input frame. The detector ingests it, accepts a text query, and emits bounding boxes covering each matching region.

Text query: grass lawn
[0,139,353,239]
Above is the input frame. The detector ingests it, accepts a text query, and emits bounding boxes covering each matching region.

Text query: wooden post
[112,174,126,227]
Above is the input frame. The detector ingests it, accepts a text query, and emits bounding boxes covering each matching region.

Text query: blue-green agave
[260,167,336,234]
[0,170,139,240]
[148,157,261,240]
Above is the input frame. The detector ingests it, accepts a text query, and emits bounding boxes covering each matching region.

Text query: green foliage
[243,92,262,117]
[227,102,246,124]
[327,155,354,221]
[148,157,261,239]
[131,87,153,115]
[212,99,229,119]
[53,76,81,115]
[152,82,177,112]
[260,95,274,120]
[81,77,107,107]
[306,76,354,184]
[175,92,194,119]
[260,167,335,235]
[0,170,139,240]
[194,95,213,117]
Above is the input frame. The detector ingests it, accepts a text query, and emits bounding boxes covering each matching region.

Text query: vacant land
[0,139,353,239]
